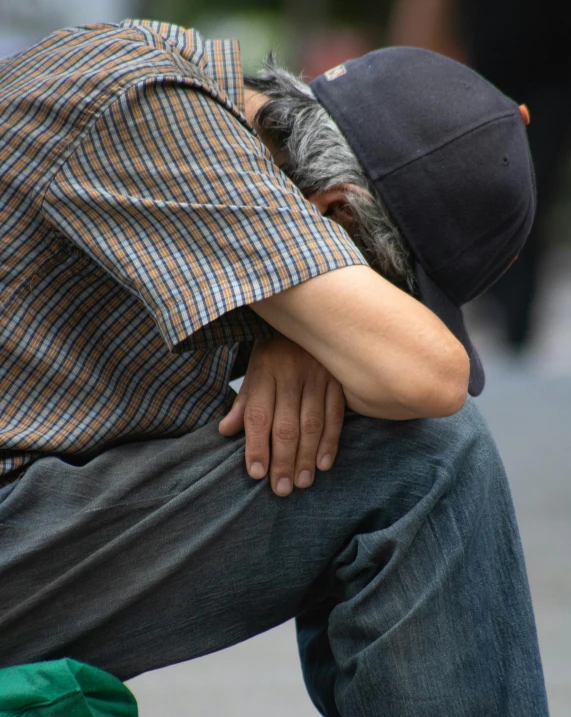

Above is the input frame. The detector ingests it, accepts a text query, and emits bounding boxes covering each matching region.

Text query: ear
[306,184,361,229]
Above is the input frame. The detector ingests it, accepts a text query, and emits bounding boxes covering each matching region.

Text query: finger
[242,370,275,480]
[293,373,327,489]
[317,379,345,472]
[219,372,251,436]
[218,379,248,436]
[270,377,302,497]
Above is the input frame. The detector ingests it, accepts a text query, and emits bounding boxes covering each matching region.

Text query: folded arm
[250,264,469,420]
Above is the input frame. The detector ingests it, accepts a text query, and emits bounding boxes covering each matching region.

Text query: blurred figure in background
[0,0,131,57]
[390,0,571,354]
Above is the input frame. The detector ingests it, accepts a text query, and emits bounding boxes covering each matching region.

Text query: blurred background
[2,0,570,714]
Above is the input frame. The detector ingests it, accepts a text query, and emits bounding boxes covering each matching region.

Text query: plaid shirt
[0,19,365,477]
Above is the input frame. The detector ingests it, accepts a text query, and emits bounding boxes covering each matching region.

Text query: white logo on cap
[324,64,347,81]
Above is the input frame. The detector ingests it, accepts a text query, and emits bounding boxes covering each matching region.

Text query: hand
[218,337,345,497]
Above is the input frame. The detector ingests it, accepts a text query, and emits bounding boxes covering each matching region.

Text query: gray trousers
[0,400,549,716]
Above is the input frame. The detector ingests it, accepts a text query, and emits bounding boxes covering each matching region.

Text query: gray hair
[244,55,416,294]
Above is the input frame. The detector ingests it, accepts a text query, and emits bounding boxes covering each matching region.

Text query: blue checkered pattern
[0,19,365,476]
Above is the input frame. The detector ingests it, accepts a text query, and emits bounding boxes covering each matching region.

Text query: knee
[336,398,505,512]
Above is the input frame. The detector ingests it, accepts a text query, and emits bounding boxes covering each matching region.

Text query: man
[0,18,548,716]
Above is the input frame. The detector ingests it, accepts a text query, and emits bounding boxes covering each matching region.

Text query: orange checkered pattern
[0,19,365,476]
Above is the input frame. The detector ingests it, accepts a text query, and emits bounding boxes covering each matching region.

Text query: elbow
[439,386,468,417]
[345,337,470,421]
[439,339,471,415]
[366,339,469,420]
[443,361,470,415]
[402,339,470,419]
[425,378,468,418]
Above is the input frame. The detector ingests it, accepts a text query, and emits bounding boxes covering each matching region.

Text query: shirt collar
[120,19,248,122]
[204,38,245,116]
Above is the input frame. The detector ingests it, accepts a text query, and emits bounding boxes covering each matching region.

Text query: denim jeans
[0,398,548,716]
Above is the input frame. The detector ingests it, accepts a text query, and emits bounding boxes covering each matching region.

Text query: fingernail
[250,462,266,479]
[319,454,333,471]
[276,477,292,496]
[296,470,313,488]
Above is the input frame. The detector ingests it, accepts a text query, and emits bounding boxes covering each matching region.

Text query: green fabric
[0,659,138,716]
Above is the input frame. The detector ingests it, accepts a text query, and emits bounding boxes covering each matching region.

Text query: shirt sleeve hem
[154,258,366,352]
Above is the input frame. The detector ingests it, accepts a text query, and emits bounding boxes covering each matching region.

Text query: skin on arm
[249,264,470,420]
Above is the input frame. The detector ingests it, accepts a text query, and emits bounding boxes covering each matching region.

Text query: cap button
[519,104,530,125]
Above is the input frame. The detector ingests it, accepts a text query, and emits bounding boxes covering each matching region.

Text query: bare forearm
[250,265,469,420]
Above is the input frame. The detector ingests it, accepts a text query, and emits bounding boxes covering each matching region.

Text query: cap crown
[311,47,536,306]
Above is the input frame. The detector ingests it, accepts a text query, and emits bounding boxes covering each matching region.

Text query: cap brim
[415,263,484,396]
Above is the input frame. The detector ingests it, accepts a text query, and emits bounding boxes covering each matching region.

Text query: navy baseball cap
[311,47,536,396]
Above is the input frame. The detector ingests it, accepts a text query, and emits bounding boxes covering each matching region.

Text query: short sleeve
[42,80,367,351]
